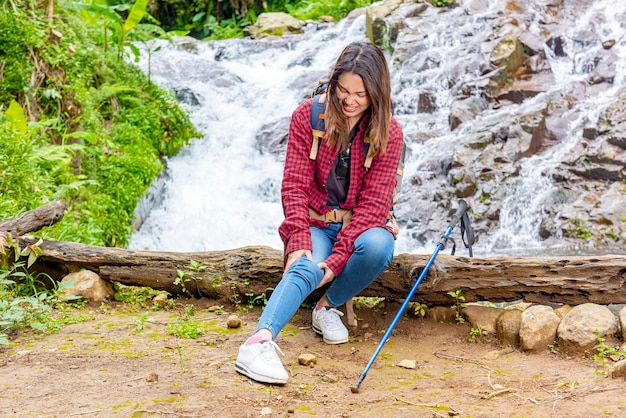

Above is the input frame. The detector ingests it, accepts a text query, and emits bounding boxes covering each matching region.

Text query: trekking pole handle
[448,199,468,229]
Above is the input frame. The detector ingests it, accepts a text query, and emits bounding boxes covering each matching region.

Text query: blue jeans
[255,224,395,338]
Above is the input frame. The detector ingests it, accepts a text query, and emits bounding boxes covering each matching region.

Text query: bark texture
[15,237,626,306]
[3,202,625,306]
[0,199,66,236]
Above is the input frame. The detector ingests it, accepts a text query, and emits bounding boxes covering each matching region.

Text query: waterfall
[129,1,625,256]
[129,16,370,252]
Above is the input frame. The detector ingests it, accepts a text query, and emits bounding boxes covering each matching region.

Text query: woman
[235,41,404,385]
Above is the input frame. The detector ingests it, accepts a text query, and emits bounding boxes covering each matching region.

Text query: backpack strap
[363,137,374,170]
[309,92,327,161]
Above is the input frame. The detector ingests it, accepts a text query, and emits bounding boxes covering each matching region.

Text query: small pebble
[152,293,168,307]
[321,374,339,383]
[298,353,317,366]
[227,315,242,328]
[397,359,416,369]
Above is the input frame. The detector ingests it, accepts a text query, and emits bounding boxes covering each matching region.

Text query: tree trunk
[0,199,66,236]
[16,236,626,306]
[4,202,625,306]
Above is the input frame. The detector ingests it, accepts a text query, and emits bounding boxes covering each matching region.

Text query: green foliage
[143,0,375,40]
[113,283,169,311]
[0,7,43,105]
[468,325,484,343]
[410,302,428,318]
[593,330,625,377]
[70,0,159,61]
[571,218,592,240]
[0,232,90,346]
[288,0,374,22]
[166,304,207,339]
[0,2,200,247]
[447,289,466,324]
[427,0,456,7]
[133,311,154,331]
[174,260,208,296]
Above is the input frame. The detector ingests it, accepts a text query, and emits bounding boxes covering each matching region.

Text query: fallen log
[0,199,66,236]
[14,236,626,306]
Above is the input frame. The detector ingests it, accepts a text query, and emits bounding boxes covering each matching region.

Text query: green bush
[0,1,199,247]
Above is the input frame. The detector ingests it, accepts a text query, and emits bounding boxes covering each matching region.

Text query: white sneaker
[312,307,349,344]
[235,339,289,384]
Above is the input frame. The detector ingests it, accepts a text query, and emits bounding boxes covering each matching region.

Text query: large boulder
[557,303,620,356]
[244,12,303,38]
[60,270,115,303]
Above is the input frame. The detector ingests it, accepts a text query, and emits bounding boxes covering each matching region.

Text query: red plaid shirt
[279,98,404,275]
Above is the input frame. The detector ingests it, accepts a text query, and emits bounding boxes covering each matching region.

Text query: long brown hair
[324,42,392,157]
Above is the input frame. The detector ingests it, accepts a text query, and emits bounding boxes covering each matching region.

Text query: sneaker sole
[234,361,288,385]
[311,324,349,345]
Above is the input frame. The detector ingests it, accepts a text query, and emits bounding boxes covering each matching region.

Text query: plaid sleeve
[278,99,314,253]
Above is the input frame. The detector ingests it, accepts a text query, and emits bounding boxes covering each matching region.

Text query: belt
[309,207,353,225]
[309,207,399,235]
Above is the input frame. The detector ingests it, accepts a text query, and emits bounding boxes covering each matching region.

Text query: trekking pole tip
[351,373,366,393]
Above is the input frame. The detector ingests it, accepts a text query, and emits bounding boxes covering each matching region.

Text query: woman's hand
[283,249,312,277]
[315,262,336,289]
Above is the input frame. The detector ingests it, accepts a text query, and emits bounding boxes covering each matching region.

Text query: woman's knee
[286,256,324,289]
[354,228,394,261]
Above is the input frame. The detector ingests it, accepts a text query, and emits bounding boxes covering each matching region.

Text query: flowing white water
[129,1,625,256]
[481,1,626,253]
[129,17,370,252]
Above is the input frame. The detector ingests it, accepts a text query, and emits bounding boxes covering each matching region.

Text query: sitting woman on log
[235,41,404,385]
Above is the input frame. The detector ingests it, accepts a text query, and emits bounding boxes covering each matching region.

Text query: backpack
[308,81,406,233]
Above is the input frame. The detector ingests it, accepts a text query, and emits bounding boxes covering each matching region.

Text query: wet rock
[418,91,437,113]
[255,116,290,158]
[365,0,405,48]
[175,88,201,107]
[244,13,303,38]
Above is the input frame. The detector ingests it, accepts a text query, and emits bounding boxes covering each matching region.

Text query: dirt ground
[1,297,625,418]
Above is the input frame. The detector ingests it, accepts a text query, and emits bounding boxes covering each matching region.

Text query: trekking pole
[350,199,471,393]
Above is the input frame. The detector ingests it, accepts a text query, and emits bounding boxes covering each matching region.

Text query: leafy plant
[0,232,91,346]
[241,278,274,310]
[174,260,208,296]
[166,305,206,339]
[251,287,274,309]
[428,0,456,7]
[411,302,428,318]
[174,269,191,295]
[1,2,200,248]
[447,289,466,324]
[71,0,151,61]
[469,325,485,343]
[593,330,625,377]
[289,0,374,22]
[133,311,154,331]
[114,283,169,311]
